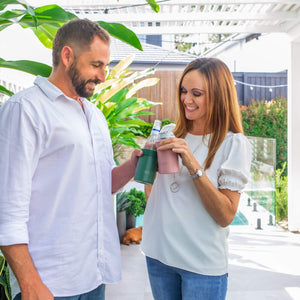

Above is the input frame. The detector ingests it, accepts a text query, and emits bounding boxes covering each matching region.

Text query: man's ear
[61,45,74,67]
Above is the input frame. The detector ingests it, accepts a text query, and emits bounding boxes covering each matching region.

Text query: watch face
[197,169,204,177]
[191,168,204,179]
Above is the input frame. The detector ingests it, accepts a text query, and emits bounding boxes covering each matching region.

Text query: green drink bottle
[134,120,161,185]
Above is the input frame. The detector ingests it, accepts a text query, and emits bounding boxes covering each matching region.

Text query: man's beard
[68,61,100,98]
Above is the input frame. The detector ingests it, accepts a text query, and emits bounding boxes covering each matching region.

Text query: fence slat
[136,70,287,123]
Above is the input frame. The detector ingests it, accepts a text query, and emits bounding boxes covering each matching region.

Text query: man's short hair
[52,18,110,67]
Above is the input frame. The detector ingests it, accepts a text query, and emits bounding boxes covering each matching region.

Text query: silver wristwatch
[191,167,204,179]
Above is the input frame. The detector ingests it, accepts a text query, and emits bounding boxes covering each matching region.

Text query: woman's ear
[61,45,74,67]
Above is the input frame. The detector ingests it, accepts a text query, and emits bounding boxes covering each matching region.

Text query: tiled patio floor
[106,225,300,300]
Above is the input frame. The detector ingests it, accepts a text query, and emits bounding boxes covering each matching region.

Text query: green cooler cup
[134,148,157,185]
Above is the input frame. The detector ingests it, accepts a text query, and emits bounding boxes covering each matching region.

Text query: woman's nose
[183,93,193,104]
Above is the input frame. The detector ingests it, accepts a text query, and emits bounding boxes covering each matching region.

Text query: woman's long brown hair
[174,58,244,170]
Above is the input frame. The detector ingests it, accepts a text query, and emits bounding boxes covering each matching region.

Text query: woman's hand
[157,137,200,174]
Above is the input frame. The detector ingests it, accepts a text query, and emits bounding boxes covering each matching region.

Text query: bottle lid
[152,120,161,132]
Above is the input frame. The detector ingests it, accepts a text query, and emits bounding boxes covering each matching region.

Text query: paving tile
[106,226,300,300]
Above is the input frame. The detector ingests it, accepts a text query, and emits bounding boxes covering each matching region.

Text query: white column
[288,41,300,231]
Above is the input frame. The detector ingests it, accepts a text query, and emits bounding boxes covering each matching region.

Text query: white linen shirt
[0,76,121,297]
[141,132,251,276]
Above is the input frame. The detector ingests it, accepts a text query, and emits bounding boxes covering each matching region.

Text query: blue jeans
[14,284,105,300]
[146,256,228,300]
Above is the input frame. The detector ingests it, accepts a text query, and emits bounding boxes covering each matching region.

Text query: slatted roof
[44,0,300,37]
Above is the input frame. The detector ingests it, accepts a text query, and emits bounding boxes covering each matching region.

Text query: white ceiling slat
[121,24,287,35]
[93,11,298,23]
[59,0,300,38]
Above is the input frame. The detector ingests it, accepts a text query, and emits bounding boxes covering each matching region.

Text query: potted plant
[125,188,147,229]
[116,192,131,242]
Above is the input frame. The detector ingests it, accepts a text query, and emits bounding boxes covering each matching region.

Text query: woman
[141,58,251,300]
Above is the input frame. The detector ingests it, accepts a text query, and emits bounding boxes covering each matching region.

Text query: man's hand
[130,148,143,168]
[111,148,143,193]
[0,244,54,300]
[20,282,53,300]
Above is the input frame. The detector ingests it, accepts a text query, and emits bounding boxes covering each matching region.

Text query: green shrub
[241,98,287,175]
[125,188,146,217]
[275,162,288,221]
[138,119,176,137]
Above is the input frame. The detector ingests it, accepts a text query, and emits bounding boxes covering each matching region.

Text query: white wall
[0,24,52,88]
[212,33,289,73]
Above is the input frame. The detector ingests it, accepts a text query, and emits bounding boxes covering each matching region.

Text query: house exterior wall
[211,33,290,73]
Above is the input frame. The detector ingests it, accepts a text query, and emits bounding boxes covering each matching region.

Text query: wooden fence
[136,70,288,123]
[233,71,287,106]
[136,70,182,123]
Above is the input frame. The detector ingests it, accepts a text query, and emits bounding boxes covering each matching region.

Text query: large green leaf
[0,85,14,96]
[108,89,128,104]
[97,21,143,51]
[0,9,25,20]
[146,0,160,13]
[115,97,138,116]
[0,58,52,77]
[1,4,143,51]
[0,10,23,30]
[19,5,77,27]
[18,5,76,47]
[31,24,59,49]
[0,23,11,32]
[0,0,23,11]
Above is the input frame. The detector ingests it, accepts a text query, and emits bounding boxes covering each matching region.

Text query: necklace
[170,138,203,193]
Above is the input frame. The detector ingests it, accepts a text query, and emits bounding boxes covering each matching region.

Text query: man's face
[67,36,110,98]
[67,60,98,98]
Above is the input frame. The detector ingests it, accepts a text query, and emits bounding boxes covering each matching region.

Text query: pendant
[170,182,180,193]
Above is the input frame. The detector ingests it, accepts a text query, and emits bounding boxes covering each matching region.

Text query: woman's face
[180,69,207,127]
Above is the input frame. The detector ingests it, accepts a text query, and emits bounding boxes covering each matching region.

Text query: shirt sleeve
[217,133,252,193]
[0,100,42,245]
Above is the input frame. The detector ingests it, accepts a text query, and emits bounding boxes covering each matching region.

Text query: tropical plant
[125,188,147,217]
[91,54,161,163]
[0,0,160,96]
[0,254,11,300]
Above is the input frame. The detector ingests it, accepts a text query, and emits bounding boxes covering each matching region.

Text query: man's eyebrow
[91,60,104,65]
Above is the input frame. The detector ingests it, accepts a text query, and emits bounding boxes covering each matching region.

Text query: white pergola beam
[162,0,300,3]
[103,24,286,35]
[61,0,300,6]
[86,11,299,23]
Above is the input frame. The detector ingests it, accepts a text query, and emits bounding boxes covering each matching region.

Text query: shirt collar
[34,76,65,101]
[34,76,86,104]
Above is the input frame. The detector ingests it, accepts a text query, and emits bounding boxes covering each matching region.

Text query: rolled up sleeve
[0,100,41,245]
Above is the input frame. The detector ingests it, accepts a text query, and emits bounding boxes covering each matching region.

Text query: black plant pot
[126,214,136,230]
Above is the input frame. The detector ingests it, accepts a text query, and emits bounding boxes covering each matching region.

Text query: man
[0,18,142,299]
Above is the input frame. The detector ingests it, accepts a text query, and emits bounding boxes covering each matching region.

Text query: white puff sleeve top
[141,131,252,276]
